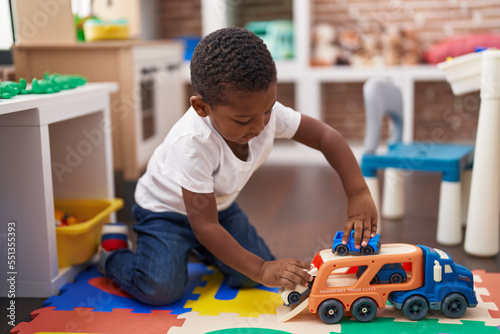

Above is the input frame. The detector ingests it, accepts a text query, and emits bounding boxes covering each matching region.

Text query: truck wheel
[361,246,374,255]
[402,295,428,320]
[288,291,301,305]
[352,297,377,322]
[389,273,404,284]
[318,299,344,324]
[442,293,467,318]
[336,245,349,256]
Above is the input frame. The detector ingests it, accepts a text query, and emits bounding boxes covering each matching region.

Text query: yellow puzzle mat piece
[185,268,283,317]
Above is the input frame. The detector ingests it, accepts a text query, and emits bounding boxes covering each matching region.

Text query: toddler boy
[99,27,378,305]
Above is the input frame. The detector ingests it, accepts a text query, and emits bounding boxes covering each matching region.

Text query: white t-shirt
[134,101,301,214]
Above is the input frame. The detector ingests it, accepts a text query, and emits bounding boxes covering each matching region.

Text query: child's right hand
[256,259,311,290]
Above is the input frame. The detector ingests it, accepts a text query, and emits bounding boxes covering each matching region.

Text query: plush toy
[337,29,361,65]
[381,26,402,66]
[311,23,340,66]
[400,28,421,65]
[352,31,385,67]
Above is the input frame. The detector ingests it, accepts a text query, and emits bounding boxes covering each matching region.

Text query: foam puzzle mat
[10,264,500,334]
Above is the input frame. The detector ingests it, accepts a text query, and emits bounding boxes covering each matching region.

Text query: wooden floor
[237,165,500,272]
[2,164,499,333]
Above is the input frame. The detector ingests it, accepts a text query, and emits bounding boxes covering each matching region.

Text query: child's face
[196,81,277,146]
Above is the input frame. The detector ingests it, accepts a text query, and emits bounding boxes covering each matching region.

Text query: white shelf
[192,0,447,165]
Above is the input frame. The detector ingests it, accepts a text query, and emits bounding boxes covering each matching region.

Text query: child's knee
[135,282,183,305]
[137,289,182,306]
[133,275,184,306]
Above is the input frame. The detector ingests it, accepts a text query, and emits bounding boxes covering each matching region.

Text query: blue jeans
[103,202,275,305]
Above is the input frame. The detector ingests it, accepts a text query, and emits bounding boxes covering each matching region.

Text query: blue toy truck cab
[332,230,381,256]
[389,245,477,320]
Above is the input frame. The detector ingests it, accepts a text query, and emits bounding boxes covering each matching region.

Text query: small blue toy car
[332,230,381,256]
[357,263,407,284]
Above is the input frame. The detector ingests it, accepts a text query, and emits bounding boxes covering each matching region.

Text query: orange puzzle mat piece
[473,269,500,319]
[10,307,185,334]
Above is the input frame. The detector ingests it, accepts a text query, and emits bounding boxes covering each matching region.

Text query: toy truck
[277,243,477,324]
[388,245,477,320]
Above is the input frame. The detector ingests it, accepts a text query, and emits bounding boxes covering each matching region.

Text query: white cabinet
[13,41,184,180]
[0,83,117,297]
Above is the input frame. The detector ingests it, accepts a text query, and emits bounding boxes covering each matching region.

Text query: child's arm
[182,188,311,290]
[292,114,378,248]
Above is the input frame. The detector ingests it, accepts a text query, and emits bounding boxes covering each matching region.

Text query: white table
[439,50,500,257]
[0,83,118,297]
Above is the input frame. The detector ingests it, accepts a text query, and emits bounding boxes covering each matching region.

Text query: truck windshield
[434,248,450,260]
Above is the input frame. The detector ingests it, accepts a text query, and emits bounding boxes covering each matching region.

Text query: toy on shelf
[0,73,87,99]
[44,72,87,90]
[277,242,477,324]
[83,19,130,42]
[0,78,28,99]
[30,72,87,94]
[31,77,58,94]
[332,230,381,256]
[245,20,294,60]
[310,23,340,66]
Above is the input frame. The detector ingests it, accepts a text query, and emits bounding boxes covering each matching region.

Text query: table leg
[464,99,500,256]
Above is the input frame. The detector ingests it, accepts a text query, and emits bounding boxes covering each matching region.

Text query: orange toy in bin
[55,198,123,267]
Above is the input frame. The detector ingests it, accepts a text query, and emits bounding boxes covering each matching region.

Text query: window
[0,0,14,64]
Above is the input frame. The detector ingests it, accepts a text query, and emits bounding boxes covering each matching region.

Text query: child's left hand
[342,189,378,249]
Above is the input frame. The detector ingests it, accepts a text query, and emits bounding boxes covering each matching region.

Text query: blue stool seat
[362,143,474,182]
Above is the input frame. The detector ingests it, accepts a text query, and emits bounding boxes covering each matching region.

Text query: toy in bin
[54,208,79,227]
[332,230,381,256]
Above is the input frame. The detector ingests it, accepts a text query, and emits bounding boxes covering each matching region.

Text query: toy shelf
[194,0,446,165]
[0,83,118,297]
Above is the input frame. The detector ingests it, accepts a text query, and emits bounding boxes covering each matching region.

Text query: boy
[99,27,378,305]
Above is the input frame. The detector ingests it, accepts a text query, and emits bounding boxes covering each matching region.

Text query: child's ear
[190,95,210,117]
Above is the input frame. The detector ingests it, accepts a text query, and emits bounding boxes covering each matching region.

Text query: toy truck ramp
[277,243,423,322]
[277,297,310,322]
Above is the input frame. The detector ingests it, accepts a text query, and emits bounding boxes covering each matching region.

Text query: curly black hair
[190,26,277,106]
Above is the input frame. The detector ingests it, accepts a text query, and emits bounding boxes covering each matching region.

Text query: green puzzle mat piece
[207,329,290,334]
[205,318,499,334]
[340,318,499,333]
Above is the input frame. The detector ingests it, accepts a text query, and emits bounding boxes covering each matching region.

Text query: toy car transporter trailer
[277,243,477,324]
